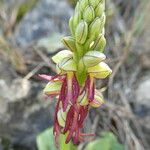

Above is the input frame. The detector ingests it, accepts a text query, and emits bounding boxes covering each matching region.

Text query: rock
[134,77,150,116]
[13,0,73,47]
[0,56,16,83]
[0,78,55,149]
[135,77,150,107]
[0,144,3,150]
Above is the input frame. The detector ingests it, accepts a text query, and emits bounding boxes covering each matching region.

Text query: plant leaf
[36,128,57,150]
[84,132,124,150]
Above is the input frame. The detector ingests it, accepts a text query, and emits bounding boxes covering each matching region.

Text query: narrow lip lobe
[85,75,95,102]
[72,75,80,103]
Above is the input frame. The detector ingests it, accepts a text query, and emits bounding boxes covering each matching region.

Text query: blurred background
[0,0,150,150]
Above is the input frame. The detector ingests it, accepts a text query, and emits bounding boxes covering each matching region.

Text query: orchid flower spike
[40,0,112,145]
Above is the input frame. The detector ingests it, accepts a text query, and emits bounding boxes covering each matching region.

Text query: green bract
[62,36,76,52]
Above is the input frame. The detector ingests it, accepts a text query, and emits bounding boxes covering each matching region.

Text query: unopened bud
[69,17,75,36]
[73,12,82,28]
[89,0,100,8]
[91,34,106,52]
[95,2,105,17]
[83,6,95,23]
[80,0,89,11]
[89,14,106,39]
[75,21,88,44]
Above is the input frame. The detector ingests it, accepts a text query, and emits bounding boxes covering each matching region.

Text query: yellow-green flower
[40,0,112,145]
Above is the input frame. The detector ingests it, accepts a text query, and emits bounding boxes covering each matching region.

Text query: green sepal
[91,34,106,52]
[75,20,88,44]
[62,36,76,52]
[43,81,62,95]
[57,109,67,127]
[83,6,95,23]
[88,62,112,79]
[52,50,73,64]
[82,51,106,67]
[90,91,104,108]
[58,57,77,72]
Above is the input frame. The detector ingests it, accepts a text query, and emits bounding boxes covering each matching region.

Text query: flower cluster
[40,0,112,145]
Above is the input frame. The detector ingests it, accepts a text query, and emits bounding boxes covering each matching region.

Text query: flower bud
[52,50,73,64]
[83,6,95,23]
[75,2,80,13]
[91,34,106,52]
[58,57,77,72]
[90,91,104,108]
[73,12,82,28]
[89,0,100,8]
[43,81,62,95]
[88,62,112,79]
[62,36,76,52]
[89,14,106,39]
[69,17,75,36]
[82,51,106,67]
[57,109,67,127]
[78,90,89,106]
[75,21,88,44]
[95,2,105,17]
[80,0,89,11]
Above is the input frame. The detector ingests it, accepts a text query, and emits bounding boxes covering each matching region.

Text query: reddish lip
[40,73,97,145]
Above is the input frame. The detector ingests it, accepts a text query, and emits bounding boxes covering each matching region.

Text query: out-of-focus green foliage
[84,132,124,150]
[36,128,77,150]
[36,128,57,150]
[36,128,124,150]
